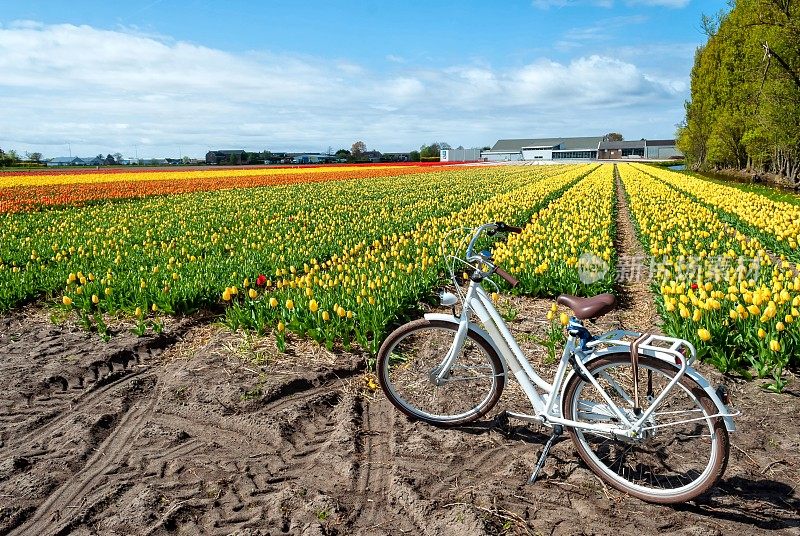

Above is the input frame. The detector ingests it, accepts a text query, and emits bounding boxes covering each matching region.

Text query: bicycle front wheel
[377,319,505,426]
[562,353,729,503]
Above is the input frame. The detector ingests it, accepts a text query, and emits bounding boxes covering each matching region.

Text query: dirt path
[612,164,661,334]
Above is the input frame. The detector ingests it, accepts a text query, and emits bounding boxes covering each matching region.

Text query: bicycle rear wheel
[562,353,729,503]
[377,318,505,426]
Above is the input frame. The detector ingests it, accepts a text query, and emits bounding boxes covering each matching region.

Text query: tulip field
[0,162,797,387]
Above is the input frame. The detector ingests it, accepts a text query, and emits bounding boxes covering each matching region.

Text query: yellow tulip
[248,288,258,299]
[309,299,319,313]
[222,288,232,301]
[135,306,143,318]
[62,296,72,306]
[277,321,285,332]
[776,322,785,332]
[269,297,278,308]
[770,339,781,352]
[559,313,569,326]
[697,328,711,342]
[151,303,158,312]
[91,294,99,304]
[322,311,330,321]
[758,328,766,339]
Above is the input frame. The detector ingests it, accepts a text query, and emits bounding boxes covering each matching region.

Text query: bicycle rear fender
[570,347,737,432]
[423,313,509,377]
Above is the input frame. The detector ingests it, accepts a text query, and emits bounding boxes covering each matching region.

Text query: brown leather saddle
[556,293,616,320]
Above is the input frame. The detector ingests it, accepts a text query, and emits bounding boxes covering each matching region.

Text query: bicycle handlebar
[494,265,519,287]
[463,222,522,287]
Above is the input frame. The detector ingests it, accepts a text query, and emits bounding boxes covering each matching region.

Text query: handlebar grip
[495,266,519,288]
[495,221,523,234]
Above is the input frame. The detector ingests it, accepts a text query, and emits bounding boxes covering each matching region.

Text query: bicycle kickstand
[528,425,563,484]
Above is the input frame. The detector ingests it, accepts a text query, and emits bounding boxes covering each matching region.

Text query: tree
[26,151,42,163]
[105,154,117,165]
[409,150,421,162]
[1,149,20,166]
[351,141,367,160]
[679,0,800,182]
[113,152,123,163]
[419,142,450,160]
[604,132,624,141]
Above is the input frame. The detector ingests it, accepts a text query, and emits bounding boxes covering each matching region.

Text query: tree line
[678,0,800,184]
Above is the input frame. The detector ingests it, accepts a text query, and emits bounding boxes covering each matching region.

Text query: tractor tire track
[10,374,161,536]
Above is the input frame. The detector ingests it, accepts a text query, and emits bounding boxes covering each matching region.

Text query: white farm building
[479,136,682,162]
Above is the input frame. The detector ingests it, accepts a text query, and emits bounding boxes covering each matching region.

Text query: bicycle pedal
[492,411,513,436]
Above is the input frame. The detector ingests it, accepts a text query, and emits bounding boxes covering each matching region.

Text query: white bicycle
[377,222,738,504]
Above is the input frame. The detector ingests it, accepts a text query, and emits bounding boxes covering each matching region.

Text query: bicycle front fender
[423,313,509,378]
[568,347,736,432]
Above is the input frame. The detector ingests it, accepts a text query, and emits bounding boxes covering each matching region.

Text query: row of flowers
[493,164,616,297]
[619,164,798,391]
[0,166,436,214]
[632,163,800,261]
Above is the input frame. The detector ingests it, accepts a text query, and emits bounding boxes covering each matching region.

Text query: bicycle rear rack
[585,329,697,366]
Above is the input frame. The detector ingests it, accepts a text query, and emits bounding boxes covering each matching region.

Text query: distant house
[206,150,247,165]
[79,156,105,166]
[597,140,646,160]
[381,152,411,162]
[362,150,382,163]
[47,156,84,167]
[291,153,336,164]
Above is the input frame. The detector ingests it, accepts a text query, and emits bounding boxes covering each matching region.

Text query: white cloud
[0,22,687,156]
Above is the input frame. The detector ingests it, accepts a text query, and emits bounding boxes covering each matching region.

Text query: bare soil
[0,301,798,536]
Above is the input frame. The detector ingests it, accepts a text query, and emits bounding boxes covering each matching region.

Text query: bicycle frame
[427,279,737,436]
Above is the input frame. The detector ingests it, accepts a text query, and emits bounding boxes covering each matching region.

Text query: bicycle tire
[561,353,729,503]
[377,318,505,426]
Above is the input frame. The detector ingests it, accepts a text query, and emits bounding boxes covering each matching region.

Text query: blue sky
[0,0,725,158]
